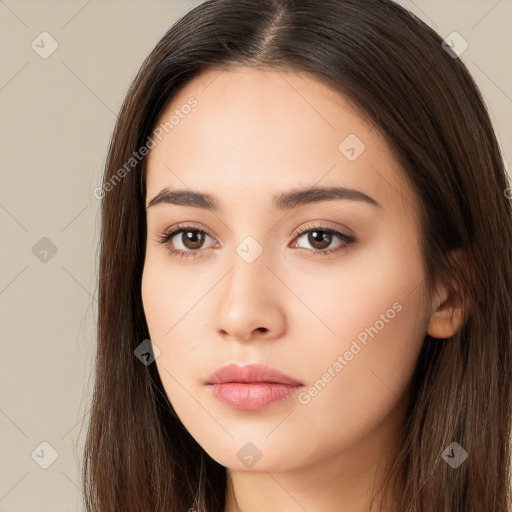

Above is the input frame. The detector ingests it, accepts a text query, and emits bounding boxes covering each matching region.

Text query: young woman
[83,1,512,511]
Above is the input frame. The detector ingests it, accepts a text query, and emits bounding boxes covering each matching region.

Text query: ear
[426,260,470,339]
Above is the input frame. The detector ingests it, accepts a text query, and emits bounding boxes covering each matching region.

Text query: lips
[205,363,304,411]
[205,363,303,386]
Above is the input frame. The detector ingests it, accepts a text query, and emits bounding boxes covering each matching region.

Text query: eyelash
[155,222,356,260]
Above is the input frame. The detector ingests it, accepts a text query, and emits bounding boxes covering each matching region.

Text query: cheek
[290,294,425,471]
[141,258,216,388]
[289,244,428,441]
[283,227,426,358]
[141,253,209,341]
[300,288,426,410]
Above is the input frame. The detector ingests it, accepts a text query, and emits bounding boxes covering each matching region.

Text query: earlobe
[426,278,468,339]
[426,305,464,339]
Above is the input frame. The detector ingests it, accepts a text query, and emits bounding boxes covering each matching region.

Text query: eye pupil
[309,230,332,249]
[183,230,205,249]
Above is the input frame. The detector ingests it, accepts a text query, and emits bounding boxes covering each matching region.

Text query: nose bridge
[223,235,272,307]
[214,232,286,340]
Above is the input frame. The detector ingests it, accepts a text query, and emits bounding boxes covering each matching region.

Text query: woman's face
[142,67,432,474]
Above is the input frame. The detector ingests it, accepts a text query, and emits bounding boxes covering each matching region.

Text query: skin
[141,67,464,512]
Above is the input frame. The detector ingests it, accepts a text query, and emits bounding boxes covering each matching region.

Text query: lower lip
[207,382,303,411]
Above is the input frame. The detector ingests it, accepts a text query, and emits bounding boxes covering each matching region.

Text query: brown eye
[306,230,333,250]
[156,224,217,259]
[179,230,206,250]
[156,223,355,260]
[293,225,355,256]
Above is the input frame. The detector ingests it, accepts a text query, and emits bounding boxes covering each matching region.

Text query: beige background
[0,1,511,510]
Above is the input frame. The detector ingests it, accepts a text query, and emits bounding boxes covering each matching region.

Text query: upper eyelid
[158,222,353,246]
[295,223,349,235]
[161,222,350,237]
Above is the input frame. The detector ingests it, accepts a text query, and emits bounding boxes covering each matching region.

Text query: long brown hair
[83,0,512,510]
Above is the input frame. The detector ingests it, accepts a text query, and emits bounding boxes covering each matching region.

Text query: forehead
[144,66,417,217]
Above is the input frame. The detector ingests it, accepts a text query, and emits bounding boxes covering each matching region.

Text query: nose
[214,248,287,343]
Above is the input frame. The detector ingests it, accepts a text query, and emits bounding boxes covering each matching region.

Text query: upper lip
[206,363,303,386]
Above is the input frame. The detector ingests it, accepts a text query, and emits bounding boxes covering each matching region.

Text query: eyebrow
[146,186,381,211]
